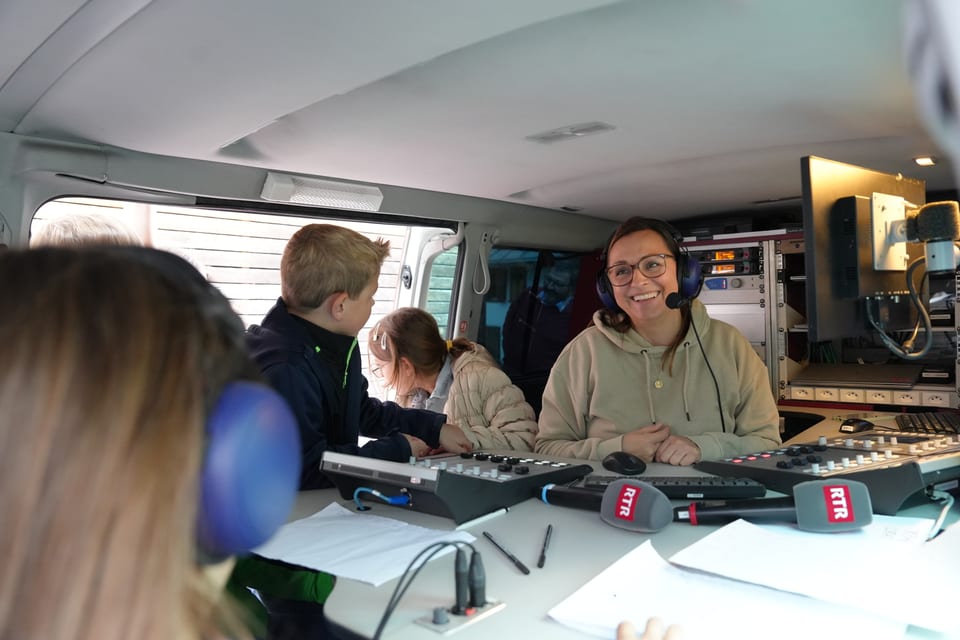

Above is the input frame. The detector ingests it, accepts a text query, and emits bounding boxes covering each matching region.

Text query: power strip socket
[414,600,506,635]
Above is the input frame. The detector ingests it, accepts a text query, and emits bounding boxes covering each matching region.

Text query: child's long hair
[0,247,254,640]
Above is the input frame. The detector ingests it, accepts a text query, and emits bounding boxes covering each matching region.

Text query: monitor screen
[801,156,926,343]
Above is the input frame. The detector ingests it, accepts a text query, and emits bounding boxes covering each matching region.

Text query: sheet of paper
[253,502,475,586]
[670,516,960,633]
[548,541,905,640]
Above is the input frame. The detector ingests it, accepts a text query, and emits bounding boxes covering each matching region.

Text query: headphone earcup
[198,381,301,559]
[595,269,618,309]
[677,254,703,301]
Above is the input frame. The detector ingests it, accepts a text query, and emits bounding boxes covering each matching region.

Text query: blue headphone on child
[595,218,702,310]
[113,248,301,561]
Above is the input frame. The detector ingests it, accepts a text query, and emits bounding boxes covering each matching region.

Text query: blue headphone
[109,248,301,561]
[595,218,702,310]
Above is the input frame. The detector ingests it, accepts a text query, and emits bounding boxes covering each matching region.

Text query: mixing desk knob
[438,461,448,470]
[884,449,894,459]
[811,463,821,473]
[870,451,879,462]
[455,463,464,473]
[863,440,873,449]
[490,468,499,478]
[826,460,836,471]
[909,445,919,454]
[844,439,854,448]
[472,466,481,475]
[855,454,865,465]
[877,436,885,445]
[409,456,417,465]
[890,437,899,445]
[818,436,827,446]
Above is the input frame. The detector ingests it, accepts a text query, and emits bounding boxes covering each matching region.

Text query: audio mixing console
[320,451,593,523]
[696,431,960,514]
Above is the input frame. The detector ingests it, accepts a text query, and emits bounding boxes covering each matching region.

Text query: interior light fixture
[914,156,937,167]
[260,172,384,211]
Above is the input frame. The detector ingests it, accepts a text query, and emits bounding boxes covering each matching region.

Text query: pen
[482,531,530,575]
[537,524,553,568]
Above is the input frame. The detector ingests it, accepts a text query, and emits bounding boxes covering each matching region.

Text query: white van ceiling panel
[0,0,953,221]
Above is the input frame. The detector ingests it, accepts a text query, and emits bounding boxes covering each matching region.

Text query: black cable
[689,316,726,433]
[372,541,476,640]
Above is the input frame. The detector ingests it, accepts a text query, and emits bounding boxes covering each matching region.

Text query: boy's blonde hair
[281,224,390,311]
[31,211,142,247]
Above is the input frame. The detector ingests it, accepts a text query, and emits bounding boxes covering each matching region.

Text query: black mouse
[839,418,874,434]
[602,451,647,475]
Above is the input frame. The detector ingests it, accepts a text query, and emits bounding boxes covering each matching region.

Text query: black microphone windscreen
[599,479,672,533]
[665,292,684,309]
[916,201,960,241]
[792,479,873,532]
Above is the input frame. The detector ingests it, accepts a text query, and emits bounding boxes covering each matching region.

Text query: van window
[479,247,593,414]
[32,197,458,400]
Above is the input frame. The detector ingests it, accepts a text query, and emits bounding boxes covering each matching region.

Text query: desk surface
[303,410,958,639]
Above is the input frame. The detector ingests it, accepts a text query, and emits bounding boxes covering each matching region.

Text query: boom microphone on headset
[665,292,688,309]
[673,479,873,532]
[540,479,673,533]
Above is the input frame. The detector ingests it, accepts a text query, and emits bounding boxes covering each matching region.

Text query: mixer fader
[696,431,960,514]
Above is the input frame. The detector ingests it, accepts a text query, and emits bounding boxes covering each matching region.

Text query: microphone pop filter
[599,479,672,533]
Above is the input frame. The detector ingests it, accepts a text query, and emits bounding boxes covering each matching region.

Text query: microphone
[673,479,873,532]
[665,292,687,309]
[912,201,960,274]
[540,479,673,533]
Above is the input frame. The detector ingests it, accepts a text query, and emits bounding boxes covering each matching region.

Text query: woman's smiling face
[607,229,680,332]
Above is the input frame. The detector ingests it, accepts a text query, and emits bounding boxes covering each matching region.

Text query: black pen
[537,524,553,568]
[482,531,530,575]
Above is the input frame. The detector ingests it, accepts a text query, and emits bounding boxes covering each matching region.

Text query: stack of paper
[254,503,475,586]
[549,515,960,639]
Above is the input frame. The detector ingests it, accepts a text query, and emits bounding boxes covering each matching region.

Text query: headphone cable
[689,315,726,433]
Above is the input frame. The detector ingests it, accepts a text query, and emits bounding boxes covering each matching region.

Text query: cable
[866,256,933,360]
[372,541,476,640]
[926,489,954,541]
[352,487,411,511]
[689,316,726,433]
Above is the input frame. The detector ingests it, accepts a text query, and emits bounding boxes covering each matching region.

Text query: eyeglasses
[370,365,385,379]
[605,254,674,287]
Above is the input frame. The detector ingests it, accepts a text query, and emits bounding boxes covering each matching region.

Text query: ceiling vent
[525,121,616,144]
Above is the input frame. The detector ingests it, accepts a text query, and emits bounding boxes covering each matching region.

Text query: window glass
[32,197,457,400]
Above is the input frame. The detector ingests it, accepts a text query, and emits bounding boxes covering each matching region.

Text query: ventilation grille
[525,121,616,144]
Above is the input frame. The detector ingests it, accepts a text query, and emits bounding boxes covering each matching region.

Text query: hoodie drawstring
[641,349,657,424]
[682,342,691,421]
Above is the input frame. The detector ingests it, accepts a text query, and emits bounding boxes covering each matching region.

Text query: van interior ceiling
[3,1,960,409]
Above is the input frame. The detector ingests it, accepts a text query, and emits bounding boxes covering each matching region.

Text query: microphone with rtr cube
[673,478,873,532]
[541,477,873,533]
[540,479,673,533]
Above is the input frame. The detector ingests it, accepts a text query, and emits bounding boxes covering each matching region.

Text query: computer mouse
[602,451,647,475]
[838,418,874,434]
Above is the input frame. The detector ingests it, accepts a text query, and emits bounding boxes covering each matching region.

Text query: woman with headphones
[535,216,781,465]
[0,247,301,640]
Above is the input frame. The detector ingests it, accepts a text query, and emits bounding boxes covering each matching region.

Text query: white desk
[296,414,959,639]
